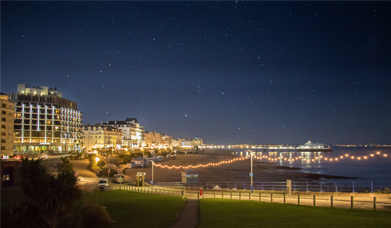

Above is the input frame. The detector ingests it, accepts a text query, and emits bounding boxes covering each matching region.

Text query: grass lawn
[2,189,185,228]
[1,190,24,211]
[82,190,185,228]
[199,199,391,228]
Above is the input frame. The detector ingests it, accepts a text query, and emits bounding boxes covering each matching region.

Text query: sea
[232,147,391,182]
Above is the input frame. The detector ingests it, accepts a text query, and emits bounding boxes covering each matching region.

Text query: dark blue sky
[2,1,391,145]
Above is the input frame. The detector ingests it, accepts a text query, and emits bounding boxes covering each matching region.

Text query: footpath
[170,199,199,228]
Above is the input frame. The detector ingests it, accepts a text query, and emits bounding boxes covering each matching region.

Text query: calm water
[233,147,391,181]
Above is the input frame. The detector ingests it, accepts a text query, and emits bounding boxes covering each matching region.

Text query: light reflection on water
[232,147,391,181]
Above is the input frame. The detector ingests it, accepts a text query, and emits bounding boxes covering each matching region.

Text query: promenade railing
[110,184,183,197]
[152,181,391,193]
[197,191,391,210]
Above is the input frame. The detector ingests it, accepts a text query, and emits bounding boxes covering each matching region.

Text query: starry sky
[1,1,391,145]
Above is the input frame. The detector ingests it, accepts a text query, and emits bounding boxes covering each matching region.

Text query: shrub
[108,158,119,166]
[97,160,106,169]
[131,153,143,158]
[101,164,119,177]
[74,204,112,228]
[120,155,131,164]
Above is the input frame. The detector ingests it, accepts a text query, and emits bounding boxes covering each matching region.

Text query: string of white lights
[154,151,388,169]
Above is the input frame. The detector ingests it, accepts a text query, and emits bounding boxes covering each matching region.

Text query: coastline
[124,149,357,183]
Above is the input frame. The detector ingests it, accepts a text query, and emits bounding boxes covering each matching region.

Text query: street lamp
[250,152,253,193]
[151,161,154,185]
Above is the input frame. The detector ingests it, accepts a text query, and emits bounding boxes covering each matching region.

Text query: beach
[123,149,343,183]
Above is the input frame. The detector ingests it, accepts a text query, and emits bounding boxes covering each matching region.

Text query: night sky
[2,2,391,145]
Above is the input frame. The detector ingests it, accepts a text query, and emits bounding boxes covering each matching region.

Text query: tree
[8,158,82,228]
[60,157,73,172]
[17,157,47,199]
[97,160,106,169]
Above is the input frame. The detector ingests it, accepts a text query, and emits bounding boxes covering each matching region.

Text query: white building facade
[9,84,82,153]
[102,118,144,147]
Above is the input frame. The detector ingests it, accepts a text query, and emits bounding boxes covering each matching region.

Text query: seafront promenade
[98,184,391,211]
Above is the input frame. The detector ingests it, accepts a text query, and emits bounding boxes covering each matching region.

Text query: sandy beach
[123,149,342,183]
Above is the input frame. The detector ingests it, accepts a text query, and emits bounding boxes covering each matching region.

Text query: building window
[2,174,10,181]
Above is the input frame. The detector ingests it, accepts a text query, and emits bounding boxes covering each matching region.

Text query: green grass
[79,190,185,228]
[2,190,185,228]
[1,190,24,211]
[199,199,391,228]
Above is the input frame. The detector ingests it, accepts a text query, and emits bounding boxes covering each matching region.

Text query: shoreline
[123,149,360,183]
[273,165,358,180]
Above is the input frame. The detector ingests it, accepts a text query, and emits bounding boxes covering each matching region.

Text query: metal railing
[197,191,391,210]
[152,181,391,193]
[111,184,183,197]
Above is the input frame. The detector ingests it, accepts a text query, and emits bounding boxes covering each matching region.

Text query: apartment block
[8,84,82,153]
[81,124,123,150]
[1,94,15,156]
[102,118,144,147]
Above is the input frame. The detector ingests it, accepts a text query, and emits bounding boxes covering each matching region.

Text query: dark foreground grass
[1,190,23,211]
[2,190,185,228]
[81,190,185,228]
[199,199,391,228]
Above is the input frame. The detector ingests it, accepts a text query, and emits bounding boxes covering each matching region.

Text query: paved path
[171,199,199,228]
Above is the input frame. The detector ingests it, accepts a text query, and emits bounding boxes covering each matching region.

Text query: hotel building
[8,84,82,153]
[102,118,144,147]
[1,94,15,156]
[145,131,165,147]
[81,124,123,150]
[182,137,204,147]
[162,134,172,147]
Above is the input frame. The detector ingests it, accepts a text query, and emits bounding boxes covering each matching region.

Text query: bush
[108,158,119,166]
[97,160,106,169]
[101,164,119,177]
[120,155,131,164]
[131,153,143,159]
[74,204,112,228]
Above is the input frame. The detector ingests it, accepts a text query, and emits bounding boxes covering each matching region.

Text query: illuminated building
[8,84,82,153]
[162,134,172,146]
[0,93,15,156]
[182,137,203,147]
[81,124,123,150]
[145,131,165,147]
[172,138,185,147]
[102,118,144,147]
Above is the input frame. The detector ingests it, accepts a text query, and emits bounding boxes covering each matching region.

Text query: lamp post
[251,152,253,193]
[152,161,154,185]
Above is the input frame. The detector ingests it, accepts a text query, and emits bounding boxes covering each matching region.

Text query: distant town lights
[156,150,389,170]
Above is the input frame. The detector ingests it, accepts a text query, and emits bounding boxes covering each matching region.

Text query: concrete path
[171,199,199,228]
